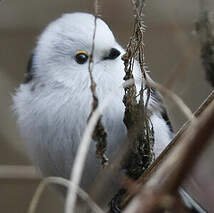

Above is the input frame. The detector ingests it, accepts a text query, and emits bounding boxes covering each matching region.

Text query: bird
[12,12,206,212]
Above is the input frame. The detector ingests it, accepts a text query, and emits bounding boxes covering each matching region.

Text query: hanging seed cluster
[122,0,155,179]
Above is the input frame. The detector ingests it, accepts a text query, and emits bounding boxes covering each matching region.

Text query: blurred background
[0,0,214,212]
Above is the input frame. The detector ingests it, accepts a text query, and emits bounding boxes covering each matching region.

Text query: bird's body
[13,13,172,188]
[13,12,205,212]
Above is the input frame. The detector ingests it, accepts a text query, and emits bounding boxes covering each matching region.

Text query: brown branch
[104,91,213,212]
[121,91,214,212]
[117,91,214,209]
[94,0,102,17]
[139,91,214,183]
[146,97,214,192]
[124,190,192,213]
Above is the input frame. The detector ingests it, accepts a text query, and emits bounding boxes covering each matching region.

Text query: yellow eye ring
[76,51,88,55]
[75,51,88,64]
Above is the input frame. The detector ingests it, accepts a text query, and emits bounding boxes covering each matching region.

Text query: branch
[144,79,195,121]
[118,91,214,209]
[65,96,110,213]
[122,91,214,212]
[87,7,108,167]
[139,91,214,184]
[146,97,214,192]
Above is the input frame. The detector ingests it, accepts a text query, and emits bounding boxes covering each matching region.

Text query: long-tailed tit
[13,12,206,212]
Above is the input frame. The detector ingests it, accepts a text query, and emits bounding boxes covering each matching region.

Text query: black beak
[103,48,121,60]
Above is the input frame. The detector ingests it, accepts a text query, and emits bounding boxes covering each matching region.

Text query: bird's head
[30,12,126,89]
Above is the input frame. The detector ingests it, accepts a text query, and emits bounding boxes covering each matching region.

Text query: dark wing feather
[150,88,174,133]
[24,53,35,83]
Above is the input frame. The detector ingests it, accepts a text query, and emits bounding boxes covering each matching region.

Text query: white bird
[12,12,205,212]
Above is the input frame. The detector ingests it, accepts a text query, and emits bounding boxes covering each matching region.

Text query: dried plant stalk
[144,79,195,121]
[65,96,110,213]
[94,0,102,17]
[87,1,108,167]
[121,0,154,180]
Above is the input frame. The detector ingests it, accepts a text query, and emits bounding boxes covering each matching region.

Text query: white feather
[13,12,172,191]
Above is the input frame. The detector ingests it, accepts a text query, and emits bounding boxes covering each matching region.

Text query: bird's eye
[103,48,121,60]
[75,51,88,64]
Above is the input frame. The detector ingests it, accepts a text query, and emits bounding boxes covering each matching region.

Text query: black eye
[75,51,88,64]
[104,48,121,60]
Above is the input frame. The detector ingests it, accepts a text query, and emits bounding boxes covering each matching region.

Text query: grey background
[0,0,213,212]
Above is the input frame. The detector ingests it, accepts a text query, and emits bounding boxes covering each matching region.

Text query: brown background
[0,0,214,212]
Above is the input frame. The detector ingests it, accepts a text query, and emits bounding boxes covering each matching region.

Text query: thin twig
[94,0,102,17]
[65,96,110,213]
[28,177,104,213]
[65,4,107,212]
[88,1,108,167]
[145,78,196,121]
